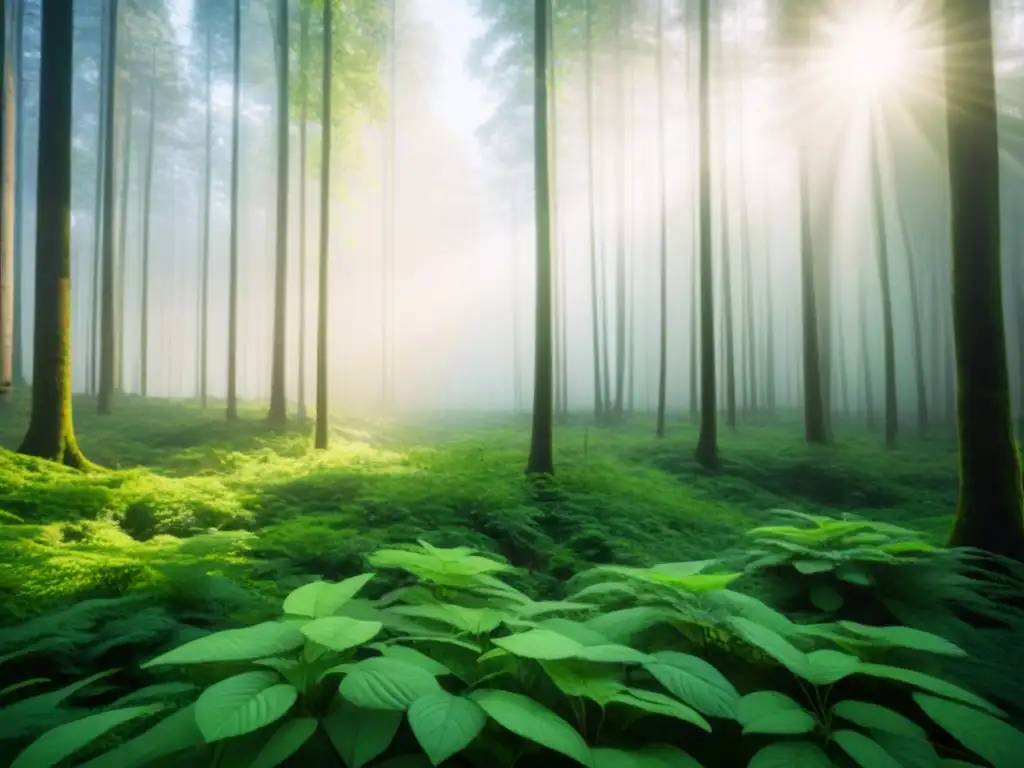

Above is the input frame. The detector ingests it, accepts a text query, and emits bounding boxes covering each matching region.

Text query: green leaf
[408,691,488,765]
[541,661,625,705]
[469,689,593,767]
[142,621,306,667]
[584,607,673,643]
[612,688,711,731]
[492,629,584,660]
[737,691,816,735]
[832,700,927,740]
[914,693,1024,768]
[833,730,903,768]
[809,583,844,612]
[838,622,967,657]
[301,616,383,652]
[11,705,163,768]
[748,741,834,768]
[283,574,375,618]
[339,657,442,710]
[539,618,614,647]
[856,663,1003,715]
[642,651,740,719]
[835,564,872,586]
[388,604,505,635]
[575,644,650,665]
[592,745,705,768]
[194,671,298,742]
[793,560,835,574]
[251,717,318,768]
[516,601,595,618]
[727,617,808,676]
[107,682,198,708]
[869,731,940,768]
[76,705,203,768]
[324,698,403,768]
[369,644,453,676]
[801,650,860,685]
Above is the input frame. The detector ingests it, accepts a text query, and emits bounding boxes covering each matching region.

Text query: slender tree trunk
[140,51,157,398]
[511,199,522,412]
[199,18,213,408]
[718,89,737,431]
[315,0,332,450]
[894,179,929,438]
[943,0,1024,560]
[115,75,132,395]
[18,0,90,468]
[694,0,718,469]
[859,270,876,432]
[98,0,119,414]
[655,0,668,438]
[90,3,107,397]
[584,0,603,423]
[612,1,626,421]
[526,0,554,476]
[227,0,242,420]
[869,125,898,448]
[765,243,776,414]
[0,0,13,405]
[267,0,290,425]
[736,38,757,416]
[10,0,24,392]
[297,0,309,421]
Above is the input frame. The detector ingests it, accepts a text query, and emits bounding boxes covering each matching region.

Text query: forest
[0,0,1023,765]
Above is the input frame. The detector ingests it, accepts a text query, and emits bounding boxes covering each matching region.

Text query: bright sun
[822,4,918,97]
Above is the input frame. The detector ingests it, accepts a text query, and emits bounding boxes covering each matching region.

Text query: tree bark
[140,51,157,398]
[315,0,332,450]
[869,125,898,449]
[97,0,119,414]
[226,0,242,420]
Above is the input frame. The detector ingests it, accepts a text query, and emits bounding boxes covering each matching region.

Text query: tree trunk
[267,0,290,426]
[10,0,24,392]
[0,0,13,405]
[140,51,157,398]
[869,125,899,449]
[315,0,332,450]
[199,18,213,408]
[612,1,626,421]
[943,0,1024,561]
[694,0,719,470]
[655,0,668,438]
[115,75,132,395]
[297,0,309,420]
[226,0,242,420]
[18,0,90,468]
[90,3,107,397]
[97,0,119,414]
[859,268,876,432]
[584,0,603,423]
[893,173,929,438]
[526,0,554,476]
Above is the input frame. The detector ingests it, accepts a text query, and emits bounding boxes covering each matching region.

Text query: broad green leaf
[809,584,844,612]
[802,650,860,685]
[250,717,318,768]
[11,704,163,768]
[914,693,1024,768]
[575,644,650,665]
[369,644,453,676]
[76,704,203,768]
[408,691,488,765]
[194,672,298,742]
[727,617,808,676]
[612,688,710,731]
[324,698,403,768]
[833,730,903,768]
[642,651,740,719]
[541,660,625,704]
[869,730,941,768]
[283,574,375,618]
[339,657,442,710]
[793,560,835,574]
[142,621,306,667]
[539,618,614,647]
[584,607,673,643]
[737,691,816,735]
[748,741,834,768]
[388,604,505,635]
[470,689,593,767]
[832,700,927,740]
[835,564,872,586]
[857,663,1003,715]
[714,591,800,636]
[879,541,935,554]
[301,616,382,652]
[838,622,966,657]
[592,745,703,768]
[492,629,584,660]
[516,601,595,618]
[0,678,50,699]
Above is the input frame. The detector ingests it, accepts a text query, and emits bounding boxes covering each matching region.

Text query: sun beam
[821,3,920,98]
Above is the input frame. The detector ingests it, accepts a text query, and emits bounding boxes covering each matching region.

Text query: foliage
[10,537,1023,767]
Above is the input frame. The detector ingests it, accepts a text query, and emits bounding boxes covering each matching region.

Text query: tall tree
[315,0,332,450]
[694,0,719,469]
[297,0,310,421]
[655,0,668,438]
[19,0,90,469]
[526,0,554,476]
[268,0,290,426]
[139,50,157,397]
[0,0,11,405]
[943,0,1024,561]
[584,0,603,424]
[199,12,213,408]
[97,0,119,414]
[869,123,898,448]
[226,0,242,420]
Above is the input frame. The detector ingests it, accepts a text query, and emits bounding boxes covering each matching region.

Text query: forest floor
[0,395,959,627]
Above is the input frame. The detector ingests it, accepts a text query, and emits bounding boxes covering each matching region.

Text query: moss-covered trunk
[18,0,89,469]
[943,0,1024,561]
